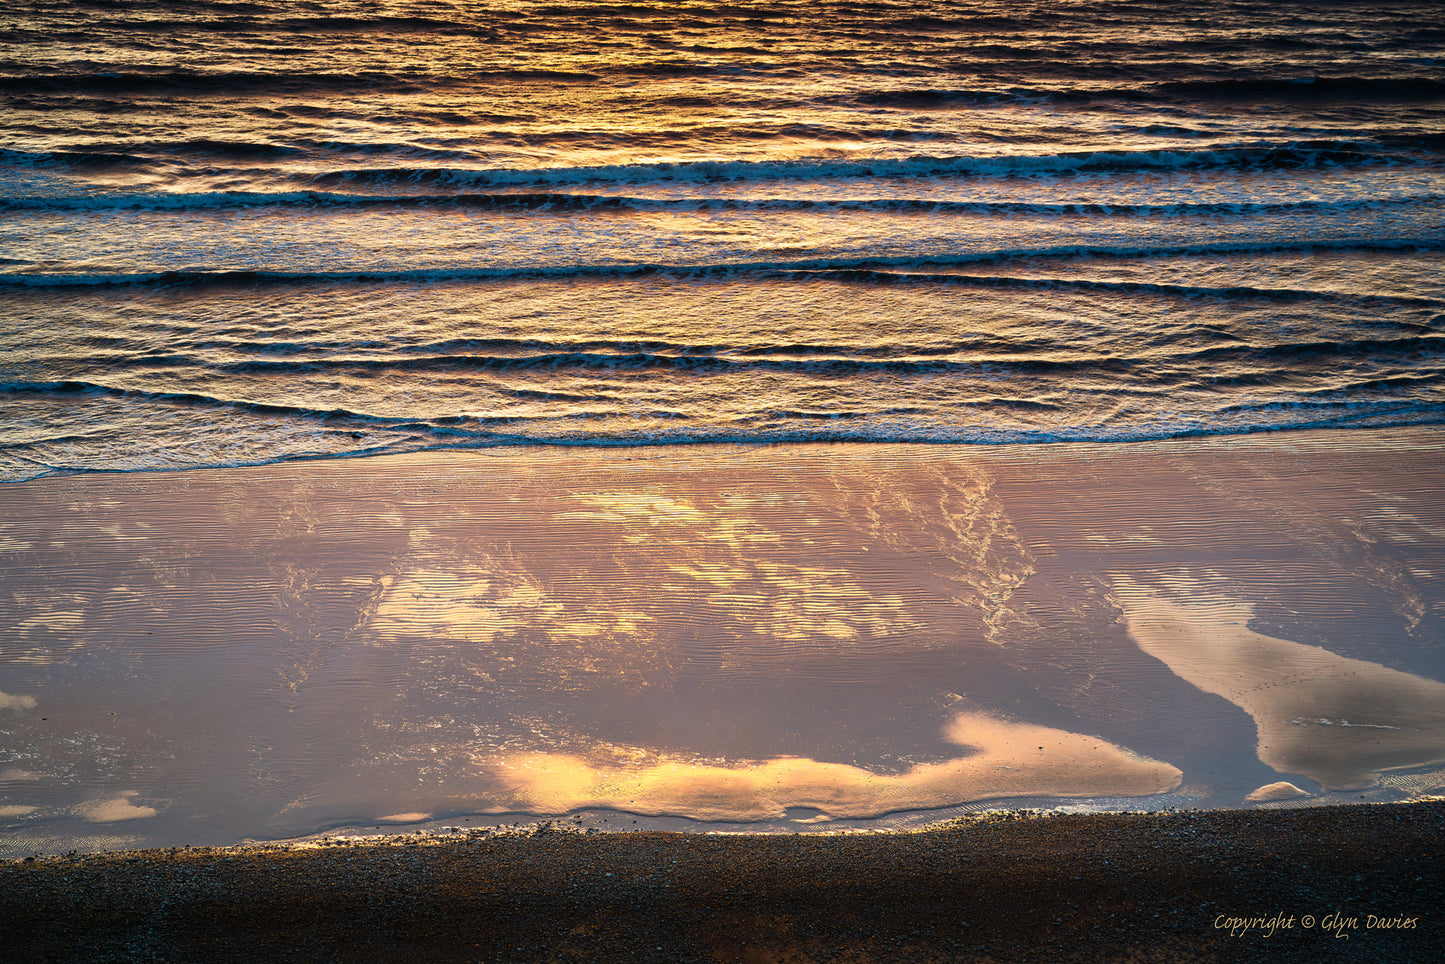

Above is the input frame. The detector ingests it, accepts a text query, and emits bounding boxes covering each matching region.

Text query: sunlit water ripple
[1,0,1442,481]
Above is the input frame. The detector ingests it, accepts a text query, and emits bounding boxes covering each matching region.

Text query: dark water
[2,0,1443,480]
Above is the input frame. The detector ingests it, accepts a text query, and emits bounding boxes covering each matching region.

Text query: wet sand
[2,802,1440,963]
[2,430,1445,853]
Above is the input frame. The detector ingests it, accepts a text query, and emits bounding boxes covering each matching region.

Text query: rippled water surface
[2,0,1443,479]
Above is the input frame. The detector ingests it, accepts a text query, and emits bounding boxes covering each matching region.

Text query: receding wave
[4,378,1442,472]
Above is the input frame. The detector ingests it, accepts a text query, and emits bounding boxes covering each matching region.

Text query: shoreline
[7,422,1445,485]
[2,800,1440,962]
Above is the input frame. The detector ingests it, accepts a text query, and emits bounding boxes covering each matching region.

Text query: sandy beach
[2,802,1440,962]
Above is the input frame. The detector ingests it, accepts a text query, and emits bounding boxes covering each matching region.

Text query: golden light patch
[0,690,38,712]
[376,812,431,824]
[1245,782,1309,803]
[488,710,1180,821]
[78,791,158,823]
[369,564,558,642]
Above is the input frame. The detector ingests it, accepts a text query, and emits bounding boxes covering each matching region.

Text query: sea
[2,2,1445,853]
[1,0,1442,481]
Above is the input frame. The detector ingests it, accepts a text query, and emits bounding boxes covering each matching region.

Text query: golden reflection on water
[1114,574,1445,790]
[368,486,918,659]
[76,791,158,824]
[489,710,1182,822]
[0,689,38,711]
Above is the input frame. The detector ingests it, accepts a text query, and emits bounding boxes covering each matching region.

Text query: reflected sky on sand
[492,711,1181,822]
[1113,574,1445,791]
[1,433,1444,853]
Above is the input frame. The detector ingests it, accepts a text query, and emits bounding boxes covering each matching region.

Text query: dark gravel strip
[2,802,1441,963]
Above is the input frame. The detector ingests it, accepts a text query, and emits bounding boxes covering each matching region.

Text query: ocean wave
[207,334,1443,376]
[2,136,500,166]
[859,76,1445,108]
[0,67,601,96]
[294,143,1421,189]
[0,379,378,420]
[852,87,1094,108]
[2,13,485,37]
[1178,334,1445,364]
[266,15,482,33]
[811,270,1445,309]
[3,395,1442,486]
[10,326,1441,388]
[3,240,1440,289]
[0,70,432,95]
[0,147,150,168]
[4,139,1430,183]
[1146,76,1445,103]
[212,351,1111,378]
[4,188,1437,219]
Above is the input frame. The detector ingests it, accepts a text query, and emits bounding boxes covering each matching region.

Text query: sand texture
[2,802,1441,963]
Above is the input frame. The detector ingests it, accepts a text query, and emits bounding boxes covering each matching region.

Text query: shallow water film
[1,436,1442,854]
